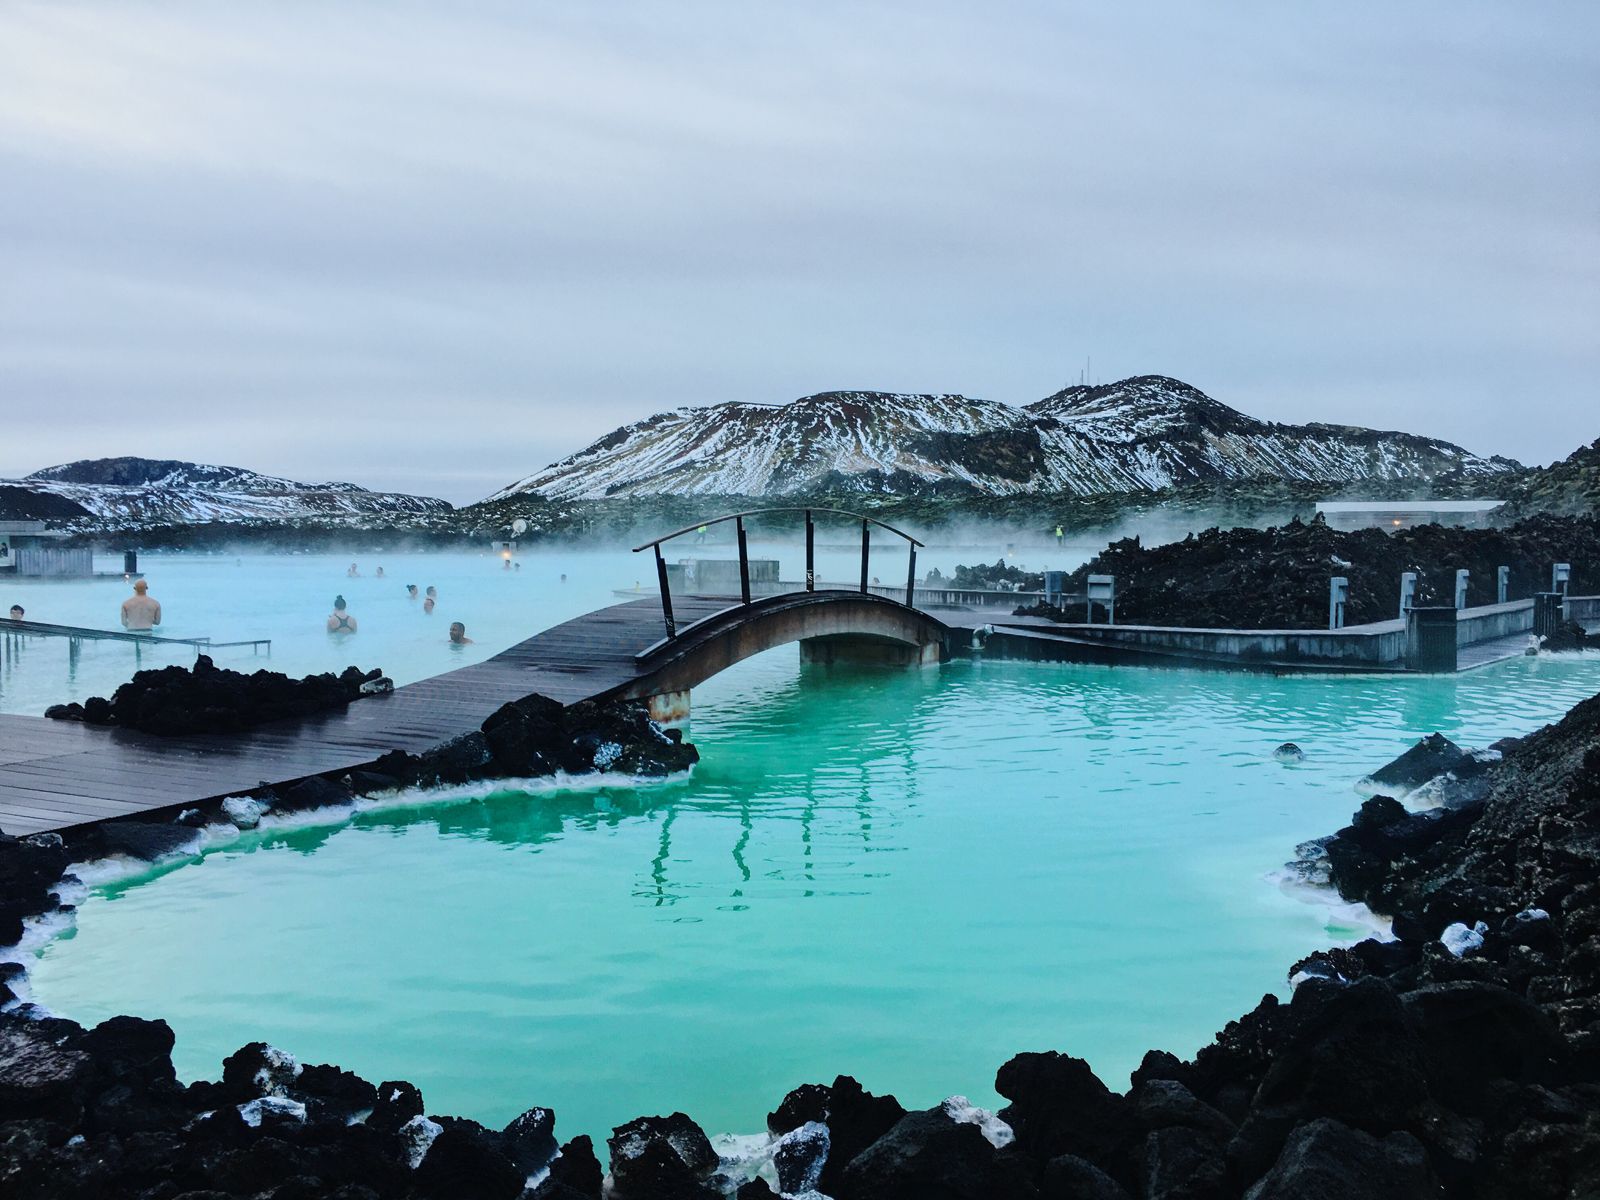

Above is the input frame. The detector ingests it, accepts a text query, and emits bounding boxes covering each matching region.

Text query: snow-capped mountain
[5,458,451,527]
[491,376,1520,501]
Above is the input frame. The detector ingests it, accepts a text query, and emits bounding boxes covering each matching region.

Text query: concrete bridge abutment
[799,633,943,668]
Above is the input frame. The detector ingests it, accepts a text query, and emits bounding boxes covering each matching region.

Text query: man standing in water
[120,580,161,631]
[448,622,473,645]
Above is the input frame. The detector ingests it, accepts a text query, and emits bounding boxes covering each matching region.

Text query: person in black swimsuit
[326,595,358,634]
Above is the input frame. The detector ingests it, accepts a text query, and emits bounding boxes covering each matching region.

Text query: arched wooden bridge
[0,510,954,836]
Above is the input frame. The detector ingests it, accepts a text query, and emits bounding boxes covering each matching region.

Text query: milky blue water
[0,540,1069,716]
[12,553,1600,1150]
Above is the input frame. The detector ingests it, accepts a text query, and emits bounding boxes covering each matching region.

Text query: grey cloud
[2,0,1595,502]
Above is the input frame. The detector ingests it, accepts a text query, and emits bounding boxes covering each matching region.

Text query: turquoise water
[23,636,1600,1147]
[0,542,1072,716]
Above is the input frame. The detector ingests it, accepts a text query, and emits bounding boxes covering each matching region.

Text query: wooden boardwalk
[0,595,734,838]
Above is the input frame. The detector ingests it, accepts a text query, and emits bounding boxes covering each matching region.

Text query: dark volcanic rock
[48,655,386,736]
[481,694,566,777]
[0,1023,93,1123]
[772,1120,829,1195]
[837,1106,1036,1200]
[1142,1125,1226,1200]
[80,820,199,863]
[1043,1153,1131,1200]
[416,731,494,786]
[1056,513,1600,630]
[276,775,355,814]
[561,698,699,777]
[414,1121,524,1200]
[767,1074,905,1196]
[500,1104,558,1174]
[78,1015,176,1087]
[540,1134,603,1198]
[1401,982,1564,1106]
[607,1112,719,1199]
[1360,733,1470,796]
[995,1050,1128,1166]
[1244,1118,1433,1200]
[368,1078,424,1134]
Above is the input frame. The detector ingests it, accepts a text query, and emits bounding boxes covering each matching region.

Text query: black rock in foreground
[4,688,1600,1196]
[45,655,392,736]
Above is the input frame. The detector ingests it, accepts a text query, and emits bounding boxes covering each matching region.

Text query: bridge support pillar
[646,689,691,725]
[799,634,941,668]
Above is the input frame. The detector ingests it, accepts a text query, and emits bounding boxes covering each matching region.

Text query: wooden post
[653,545,676,639]
[906,545,917,608]
[860,521,871,593]
[737,517,751,605]
[805,511,815,592]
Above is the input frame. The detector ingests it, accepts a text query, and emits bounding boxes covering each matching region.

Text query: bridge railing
[632,508,925,640]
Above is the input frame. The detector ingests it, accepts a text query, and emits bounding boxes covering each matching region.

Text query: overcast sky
[2,1,1595,503]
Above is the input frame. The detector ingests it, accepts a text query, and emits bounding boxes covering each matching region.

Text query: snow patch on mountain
[494,376,1519,501]
[6,458,450,527]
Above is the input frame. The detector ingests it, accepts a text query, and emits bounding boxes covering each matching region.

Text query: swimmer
[6,604,23,621]
[514,561,521,571]
[375,566,385,578]
[425,585,437,599]
[406,584,419,600]
[347,562,360,578]
[448,621,473,645]
[560,573,567,584]
[327,595,358,634]
[121,580,162,631]
[423,596,436,615]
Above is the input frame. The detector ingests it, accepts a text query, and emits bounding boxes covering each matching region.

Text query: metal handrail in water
[631,507,924,640]
[0,618,271,654]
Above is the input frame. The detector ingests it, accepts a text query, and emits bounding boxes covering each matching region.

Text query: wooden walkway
[0,595,735,838]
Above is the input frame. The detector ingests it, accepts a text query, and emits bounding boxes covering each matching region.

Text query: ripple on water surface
[26,650,1600,1146]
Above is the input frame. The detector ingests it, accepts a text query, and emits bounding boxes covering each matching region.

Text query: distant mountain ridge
[3,457,451,527]
[492,375,1520,501]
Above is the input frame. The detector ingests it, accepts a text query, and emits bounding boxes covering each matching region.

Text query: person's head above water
[132,579,148,594]
[448,621,472,644]
[7,605,22,620]
[333,595,348,611]
[406,584,418,596]
[423,596,435,613]
[425,586,437,598]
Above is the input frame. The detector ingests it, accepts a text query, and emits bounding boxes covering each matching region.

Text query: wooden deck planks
[0,596,727,838]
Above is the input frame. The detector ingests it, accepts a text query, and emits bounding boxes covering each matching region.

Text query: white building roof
[1315,500,1505,513]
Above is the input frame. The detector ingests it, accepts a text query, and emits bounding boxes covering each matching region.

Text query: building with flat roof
[0,520,92,577]
[1314,500,1506,532]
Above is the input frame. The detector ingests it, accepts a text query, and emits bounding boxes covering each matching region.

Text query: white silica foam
[400,1115,443,1169]
[941,1096,1014,1149]
[238,1096,306,1128]
[1268,869,1393,945]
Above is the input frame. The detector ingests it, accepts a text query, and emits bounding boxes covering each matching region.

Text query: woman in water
[327,596,358,634]
[422,596,435,615]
